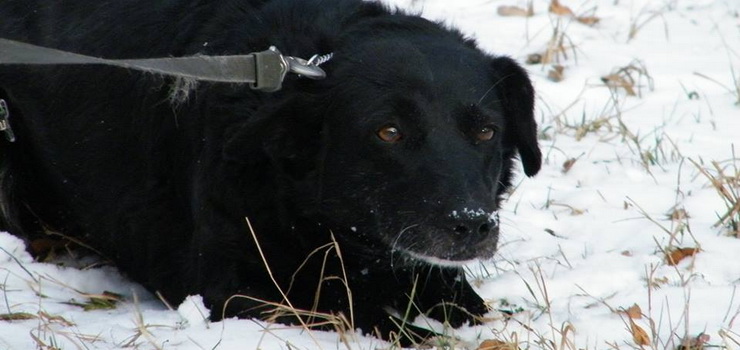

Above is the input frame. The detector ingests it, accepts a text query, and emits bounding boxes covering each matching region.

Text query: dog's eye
[377,126,402,143]
[474,126,495,142]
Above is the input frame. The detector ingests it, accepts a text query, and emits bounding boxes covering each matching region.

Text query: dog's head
[223,15,541,266]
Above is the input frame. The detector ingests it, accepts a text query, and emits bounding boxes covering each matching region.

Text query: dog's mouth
[395,231,499,266]
[401,249,483,267]
[388,211,500,266]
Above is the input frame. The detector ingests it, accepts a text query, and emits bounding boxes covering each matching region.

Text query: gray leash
[0,38,332,92]
[0,38,333,142]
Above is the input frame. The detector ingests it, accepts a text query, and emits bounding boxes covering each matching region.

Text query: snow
[2,0,740,349]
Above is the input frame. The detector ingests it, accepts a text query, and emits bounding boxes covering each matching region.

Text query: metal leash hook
[250,46,330,92]
[285,56,327,79]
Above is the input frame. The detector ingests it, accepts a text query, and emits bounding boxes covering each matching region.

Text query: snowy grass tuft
[689,149,740,239]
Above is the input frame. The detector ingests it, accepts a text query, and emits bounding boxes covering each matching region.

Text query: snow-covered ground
[2,0,739,349]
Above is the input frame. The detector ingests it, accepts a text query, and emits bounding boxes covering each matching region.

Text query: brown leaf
[680,333,711,350]
[548,65,565,82]
[562,157,577,173]
[497,5,533,17]
[526,53,543,65]
[665,247,700,266]
[549,0,574,16]
[601,73,637,96]
[576,16,600,26]
[625,304,642,319]
[669,208,690,221]
[478,340,518,350]
[630,321,650,345]
[29,237,68,261]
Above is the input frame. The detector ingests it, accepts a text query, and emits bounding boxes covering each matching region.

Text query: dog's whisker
[390,224,417,272]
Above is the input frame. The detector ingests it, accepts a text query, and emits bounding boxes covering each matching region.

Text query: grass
[689,149,740,238]
[627,0,675,42]
[693,71,740,106]
[542,17,578,64]
[694,15,740,105]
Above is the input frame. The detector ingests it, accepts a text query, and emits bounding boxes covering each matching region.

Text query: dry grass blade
[0,246,38,282]
[689,155,740,237]
[694,71,740,104]
[628,2,672,42]
[0,312,37,321]
[61,291,124,311]
[38,311,75,327]
[239,218,371,348]
[541,19,579,65]
[242,217,326,348]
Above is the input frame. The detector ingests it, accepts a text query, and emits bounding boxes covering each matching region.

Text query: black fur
[0,0,541,344]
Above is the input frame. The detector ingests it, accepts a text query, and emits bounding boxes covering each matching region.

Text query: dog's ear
[222,95,323,180]
[490,56,542,177]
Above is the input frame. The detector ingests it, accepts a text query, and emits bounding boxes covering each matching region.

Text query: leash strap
[0,99,14,142]
[0,38,328,92]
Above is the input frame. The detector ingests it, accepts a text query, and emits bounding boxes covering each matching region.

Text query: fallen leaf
[601,73,637,96]
[549,0,574,16]
[624,303,642,319]
[497,5,533,17]
[677,333,711,350]
[562,157,577,173]
[548,65,565,82]
[630,321,650,345]
[478,339,518,350]
[576,16,600,26]
[526,53,543,65]
[665,247,700,266]
[668,208,690,221]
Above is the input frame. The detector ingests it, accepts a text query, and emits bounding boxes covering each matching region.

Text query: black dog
[0,0,541,344]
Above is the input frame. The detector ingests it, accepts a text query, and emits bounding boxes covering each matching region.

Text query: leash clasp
[251,47,328,92]
[0,99,15,142]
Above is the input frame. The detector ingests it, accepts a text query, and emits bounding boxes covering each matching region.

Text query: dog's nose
[451,218,497,245]
[447,208,499,242]
[453,220,492,236]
